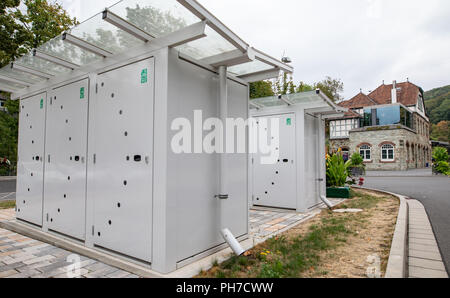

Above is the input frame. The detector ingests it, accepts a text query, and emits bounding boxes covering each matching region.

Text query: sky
[59,0,450,99]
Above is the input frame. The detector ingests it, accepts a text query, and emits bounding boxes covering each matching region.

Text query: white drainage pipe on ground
[221,228,245,256]
[321,195,333,209]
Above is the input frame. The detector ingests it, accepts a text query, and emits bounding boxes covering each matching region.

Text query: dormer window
[418,96,424,113]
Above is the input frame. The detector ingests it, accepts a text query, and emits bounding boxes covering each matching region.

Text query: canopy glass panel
[68,12,145,54]
[0,0,290,94]
[0,67,45,85]
[108,0,200,38]
[251,91,325,108]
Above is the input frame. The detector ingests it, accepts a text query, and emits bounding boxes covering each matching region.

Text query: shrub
[435,161,450,176]
[433,147,449,163]
[350,152,364,167]
[326,153,352,187]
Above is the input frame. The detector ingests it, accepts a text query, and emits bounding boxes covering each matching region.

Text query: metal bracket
[215,194,229,200]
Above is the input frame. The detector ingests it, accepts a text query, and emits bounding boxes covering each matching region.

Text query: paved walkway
[1,200,344,278]
[0,209,139,278]
[408,200,448,278]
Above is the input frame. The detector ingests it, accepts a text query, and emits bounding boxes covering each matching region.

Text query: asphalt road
[0,177,16,202]
[364,173,450,272]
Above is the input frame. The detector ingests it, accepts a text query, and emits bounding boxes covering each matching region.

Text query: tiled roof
[338,92,377,109]
[368,82,421,106]
[338,81,422,109]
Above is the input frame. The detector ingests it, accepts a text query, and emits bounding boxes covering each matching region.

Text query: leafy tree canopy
[0,0,77,175]
[249,73,344,102]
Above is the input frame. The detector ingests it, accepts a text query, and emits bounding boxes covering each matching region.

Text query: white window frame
[330,119,358,139]
[381,144,395,161]
[359,145,371,161]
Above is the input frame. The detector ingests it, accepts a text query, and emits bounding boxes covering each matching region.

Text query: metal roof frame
[102,9,155,42]
[33,49,80,70]
[0,74,31,87]
[11,63,54,80]
[1,0,293,95]
[177,0,249,52]
[62,33,114,58]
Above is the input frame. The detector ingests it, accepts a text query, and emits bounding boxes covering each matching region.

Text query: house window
[381,144,395,161]
[359,145,371,161]
[330,119,358,139]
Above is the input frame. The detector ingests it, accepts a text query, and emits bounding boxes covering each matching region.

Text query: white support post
[218,65,228,200]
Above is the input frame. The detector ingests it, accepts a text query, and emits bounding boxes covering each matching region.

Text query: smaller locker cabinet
[252,114,297,209]
[250,91,345,212]
[43,79,89,240]
[16,92,47,226]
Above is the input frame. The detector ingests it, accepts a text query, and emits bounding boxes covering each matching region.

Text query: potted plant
[326,150,352,198]
[348,152,366,177]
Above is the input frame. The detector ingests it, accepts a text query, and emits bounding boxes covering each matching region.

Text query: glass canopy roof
[249,91,345,112]
[0,0,293,95]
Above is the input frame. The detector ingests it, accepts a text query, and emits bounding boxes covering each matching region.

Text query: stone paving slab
[0,198,345,278]
[407,200,448,278]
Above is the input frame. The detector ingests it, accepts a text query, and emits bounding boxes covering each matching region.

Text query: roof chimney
[391,80,397,104]
[382,80,385,85]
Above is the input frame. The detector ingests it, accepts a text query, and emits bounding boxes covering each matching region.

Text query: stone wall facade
[347,125,431,171]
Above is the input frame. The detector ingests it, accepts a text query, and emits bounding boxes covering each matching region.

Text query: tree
[249,81,274,99]
[0,0,77,175]
[314,76,344,102]
[0,0,77,67]
[431,121,450,143]
[249,74,344,101]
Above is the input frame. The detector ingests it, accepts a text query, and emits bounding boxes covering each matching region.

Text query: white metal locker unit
[16,92,46,226]
[252,113,296,209]
[250,91,347,212]
[90,58,155,262]
[44,79,89,240]
[4,0,293,274]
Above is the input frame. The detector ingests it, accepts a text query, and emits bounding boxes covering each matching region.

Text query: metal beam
[0,83,19,93]
[280,95,294,106]
[253,48,294,74]
[238,68,280,83]
[0,74,31,87]
[62,33,113,57]
[102,9,154,42]
[200,48,255,67]
[155,21,206,48]
[177,0,249,52]
[11,63,54,80]
[33,49,80,70]
[249,101,263,110]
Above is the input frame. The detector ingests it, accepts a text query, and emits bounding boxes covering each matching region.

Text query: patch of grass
[344,193,381,210]
[0,200,15,209]
[199,190,395,278]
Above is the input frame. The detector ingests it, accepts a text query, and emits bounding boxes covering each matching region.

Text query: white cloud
[58,0,450,97]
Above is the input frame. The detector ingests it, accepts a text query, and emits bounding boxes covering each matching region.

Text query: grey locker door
[304,114,319,208]
[44,79,89,240]
[90,58,154,262]
[253,114,296,209]
[16,93,46,226]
